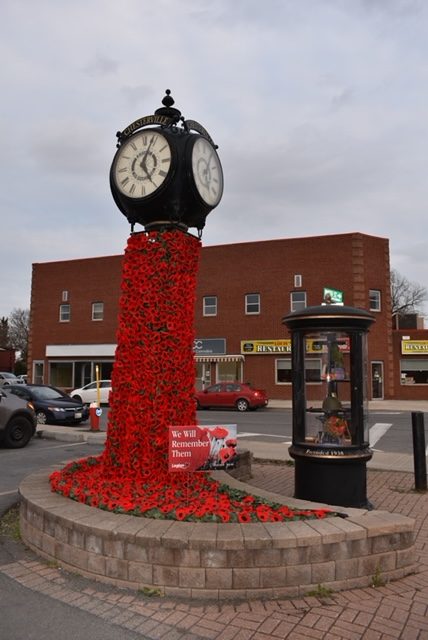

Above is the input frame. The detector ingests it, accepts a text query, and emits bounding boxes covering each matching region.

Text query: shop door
[195,362,211,391]
[371,362,384,400]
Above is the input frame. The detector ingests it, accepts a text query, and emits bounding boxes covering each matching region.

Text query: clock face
[113,130,172,198]
[191,137,223,207]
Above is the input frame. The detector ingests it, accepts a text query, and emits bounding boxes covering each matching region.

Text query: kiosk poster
[168,424,238,472]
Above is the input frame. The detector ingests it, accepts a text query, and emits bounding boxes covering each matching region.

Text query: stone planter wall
[19,469,416,600]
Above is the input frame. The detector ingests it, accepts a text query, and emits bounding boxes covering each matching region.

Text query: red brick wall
[28,255,123,365]
[29,232,420,400]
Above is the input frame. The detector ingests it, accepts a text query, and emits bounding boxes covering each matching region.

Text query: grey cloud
[83,55,120,77]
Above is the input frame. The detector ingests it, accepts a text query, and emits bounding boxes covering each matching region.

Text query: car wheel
[3,417,34,448]
[72,395,83,403]
[36,410,48,425]
[236,398,249,412]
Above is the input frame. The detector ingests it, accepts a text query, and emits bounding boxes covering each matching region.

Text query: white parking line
[237,432,288,439]
[369,423,393,447]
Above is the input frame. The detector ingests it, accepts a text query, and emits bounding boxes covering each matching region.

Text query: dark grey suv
[0,389,37,448]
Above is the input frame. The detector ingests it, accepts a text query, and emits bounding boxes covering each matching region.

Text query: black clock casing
[109,91,223,234]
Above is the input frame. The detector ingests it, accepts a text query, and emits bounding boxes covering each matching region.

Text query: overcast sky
[2,0,428,319]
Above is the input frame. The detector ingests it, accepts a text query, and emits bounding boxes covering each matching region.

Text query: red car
[195,382,268,412]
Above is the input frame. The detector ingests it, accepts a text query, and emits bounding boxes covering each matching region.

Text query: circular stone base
[19,469,416,600]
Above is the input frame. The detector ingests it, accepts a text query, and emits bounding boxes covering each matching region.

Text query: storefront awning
[195,355,245,363]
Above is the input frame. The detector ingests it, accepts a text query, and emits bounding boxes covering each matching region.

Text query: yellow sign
[241,338,350,355]
[241,340,291,354]
[401,340,428,354]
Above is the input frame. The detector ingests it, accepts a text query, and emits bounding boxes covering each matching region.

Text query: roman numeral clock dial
[191,137,223,207]
[113,130,172,198]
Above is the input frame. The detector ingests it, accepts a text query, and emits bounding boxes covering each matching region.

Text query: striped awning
[194,355,245,363]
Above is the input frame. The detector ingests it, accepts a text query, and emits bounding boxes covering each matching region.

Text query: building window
[203,296,217,316]
[62,290,69,302]
[400,359,428,385]
[92,302,104,321]
[294,274,302,288]
[49,362,73,388]
[245,293,260,315]
[291,291,307,312]
[217,360,242,382]
[33,361,44,384]
[276,358,321,384]
[59,304,71,322]
[369,289,381,312]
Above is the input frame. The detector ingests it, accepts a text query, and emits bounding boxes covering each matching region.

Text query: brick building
[27,231,428,400]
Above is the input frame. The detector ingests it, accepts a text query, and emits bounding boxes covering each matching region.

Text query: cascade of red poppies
[103,229,200,479]
[49,229,332,522]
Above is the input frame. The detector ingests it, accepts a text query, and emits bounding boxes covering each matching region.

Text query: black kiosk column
[282,304,375,508]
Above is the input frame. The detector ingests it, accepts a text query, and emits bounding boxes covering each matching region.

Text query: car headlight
[49,407,66,412]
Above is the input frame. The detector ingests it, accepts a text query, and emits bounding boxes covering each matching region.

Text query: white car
[70,380,112,405]
[0,372,25,386]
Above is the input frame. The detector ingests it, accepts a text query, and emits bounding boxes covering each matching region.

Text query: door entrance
[371,361,384,400]
[195,362,211,391]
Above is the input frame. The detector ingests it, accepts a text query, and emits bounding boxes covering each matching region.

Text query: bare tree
[8,308,30,364]
[0,316,9,349]
[390,269,427,316]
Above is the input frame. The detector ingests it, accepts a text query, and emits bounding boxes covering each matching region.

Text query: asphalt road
[196,407,418,455]
[0,440,104,516]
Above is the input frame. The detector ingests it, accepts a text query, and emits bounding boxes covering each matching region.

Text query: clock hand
[139,136,157,183]
[142,136,155,167]
[140,135,155,170]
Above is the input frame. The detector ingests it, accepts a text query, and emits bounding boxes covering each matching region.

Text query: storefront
[37,344,116,390]
[400,339,428,385]
[194,338,244,389]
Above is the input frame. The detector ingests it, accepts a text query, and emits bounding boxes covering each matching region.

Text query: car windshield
[30,386,65,401]
[2,373,16,379]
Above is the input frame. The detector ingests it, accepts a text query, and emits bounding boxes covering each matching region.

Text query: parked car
[195,382,268,412]
[0,388,37,448]
[70,380,112,405]
[0,372,25,386]
[17,374,28,383]
[6,384,89,425]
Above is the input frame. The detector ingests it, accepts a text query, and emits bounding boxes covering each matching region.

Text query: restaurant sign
[241,338,350,355]
[401,340,428,354]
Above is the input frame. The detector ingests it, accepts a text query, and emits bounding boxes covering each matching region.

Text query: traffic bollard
[90,402,102,432]
[411,411,427,492]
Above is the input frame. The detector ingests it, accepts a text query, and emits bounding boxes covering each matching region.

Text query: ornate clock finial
[155,89,182,120]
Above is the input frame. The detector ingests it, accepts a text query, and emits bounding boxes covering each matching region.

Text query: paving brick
[311,560,336,584]
[232,567,260,589]
[178,567,205,589]
[200,549,228,568]
[205,568,233,589]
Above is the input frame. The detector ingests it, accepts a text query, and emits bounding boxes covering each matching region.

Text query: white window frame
[294,274,302,288]
[92,301,104,321]
[59,303,71,322]
[369,289,381,312]
[290,291,307,312]
[32,360,44,385]
[62,290,69,302]
[245,293,260,315]
[203,296,217,316]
